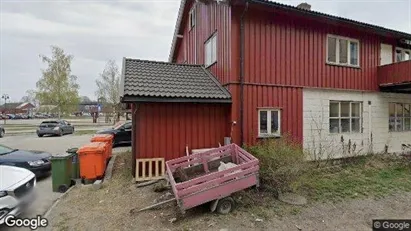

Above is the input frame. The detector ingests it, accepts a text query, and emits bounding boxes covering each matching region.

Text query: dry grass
[47,150,411,231]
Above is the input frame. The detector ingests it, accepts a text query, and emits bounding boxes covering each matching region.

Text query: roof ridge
[125,57,203,67]
[252,0,411,37]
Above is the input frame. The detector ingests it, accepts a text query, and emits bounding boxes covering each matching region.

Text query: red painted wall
[242,85,303,144]
[170,2,408,147]
[231,6,383,91]
[135,103,230,161]
[378,61,411,85]
[173,1,232,85]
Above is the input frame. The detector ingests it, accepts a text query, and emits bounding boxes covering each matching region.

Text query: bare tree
[95,60,121,123]
[20,90,37,104]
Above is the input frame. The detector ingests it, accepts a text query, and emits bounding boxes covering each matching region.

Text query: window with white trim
[258,109,281,136]
[329,101,362,133]
[395,48,411,62]
[389,103,411,132]
[327,35,360,67]
[189,7,196,29]
[205,33,217,67]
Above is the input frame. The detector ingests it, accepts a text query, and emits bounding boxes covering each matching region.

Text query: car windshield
[40,121,58,127]
[113,122,125,130]
[0,144,16,155]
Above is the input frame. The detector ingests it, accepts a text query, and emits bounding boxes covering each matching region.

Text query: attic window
[205,33,217,67]
[189,6,196,29]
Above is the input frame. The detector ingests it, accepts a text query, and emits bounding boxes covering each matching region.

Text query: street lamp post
[97,97,104,125]
[1,94,10,125]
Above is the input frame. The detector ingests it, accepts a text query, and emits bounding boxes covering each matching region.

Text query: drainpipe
[239,1,249,146]
[368,101,372,153]
[131,103,138,177]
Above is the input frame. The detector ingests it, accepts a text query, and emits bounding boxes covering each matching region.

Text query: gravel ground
[45,153,411,231]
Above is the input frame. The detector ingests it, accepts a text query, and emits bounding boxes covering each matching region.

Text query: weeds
[242,137,411,217]
[112,151,133,184]
[245,136,307,194]
[293,154,411,201]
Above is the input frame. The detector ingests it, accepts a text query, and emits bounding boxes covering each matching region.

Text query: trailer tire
[216,197,234,215]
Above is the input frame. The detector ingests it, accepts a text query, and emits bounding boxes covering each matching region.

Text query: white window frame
[258,109,281,137]
[389,103,411,132]
[189,6,196,29]
[395,47,411,62]
[326,34,360,67]
[329,101,362,134]
[204,33,217,67]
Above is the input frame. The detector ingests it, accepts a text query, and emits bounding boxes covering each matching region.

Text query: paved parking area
[0,134,93,220]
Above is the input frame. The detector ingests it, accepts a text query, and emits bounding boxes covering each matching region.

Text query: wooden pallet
[136,158,165,182]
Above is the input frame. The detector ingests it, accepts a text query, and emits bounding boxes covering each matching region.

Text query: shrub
[245,136,307,195]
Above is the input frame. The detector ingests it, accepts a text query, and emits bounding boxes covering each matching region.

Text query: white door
[380,44,393,65]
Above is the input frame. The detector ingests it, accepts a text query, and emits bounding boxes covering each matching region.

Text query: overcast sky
[0,0,410,102]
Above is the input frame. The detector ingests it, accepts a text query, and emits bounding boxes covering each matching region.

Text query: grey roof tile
[121,58,231,101]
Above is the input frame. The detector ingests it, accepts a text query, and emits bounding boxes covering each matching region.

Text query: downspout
[368,101,373,154]
[131,104,138,178]
[239,1,249,145]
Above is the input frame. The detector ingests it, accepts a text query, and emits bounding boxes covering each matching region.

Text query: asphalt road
[1,117,110,126]
[0,133,93,227]
[1,118,113,135]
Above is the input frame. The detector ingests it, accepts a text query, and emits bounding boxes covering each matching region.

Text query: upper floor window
[258,109,281,137]
[329,101,362,133]
[389,103,411,132]
[327,35,360,67]
[189,7,196,29]
[395,48,411,62]
[205,33,217,67]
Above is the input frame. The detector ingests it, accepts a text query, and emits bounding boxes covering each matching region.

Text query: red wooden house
[121,0,411,176]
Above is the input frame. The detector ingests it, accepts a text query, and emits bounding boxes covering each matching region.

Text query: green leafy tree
[95,60,121,122]
[36,46,80,117]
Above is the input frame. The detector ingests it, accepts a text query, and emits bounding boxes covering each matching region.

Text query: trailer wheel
[216,197,234,215]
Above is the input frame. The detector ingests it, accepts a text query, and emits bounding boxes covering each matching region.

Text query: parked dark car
[0,144,52,177]
[96,121,132,146]
[7,114,15,120]
[13,114,22,120]
[0,126,4,138]
[36,120,75,137]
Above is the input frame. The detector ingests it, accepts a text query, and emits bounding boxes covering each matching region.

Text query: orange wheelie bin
[90,134,114,160]
[77,142,107,179]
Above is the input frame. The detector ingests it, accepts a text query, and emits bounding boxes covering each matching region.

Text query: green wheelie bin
[51,152,74,193]
[67,148,80,179]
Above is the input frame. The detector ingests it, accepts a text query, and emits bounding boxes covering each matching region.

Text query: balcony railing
[378,60,411,85]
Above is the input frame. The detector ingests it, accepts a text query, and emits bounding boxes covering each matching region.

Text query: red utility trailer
[166,144,260,214]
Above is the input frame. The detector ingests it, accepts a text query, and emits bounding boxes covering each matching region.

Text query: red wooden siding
[173,1,232,85]
[378,61,411,85]
[242,85,303,145]
[231,6,381,91]
[135,103,230,161]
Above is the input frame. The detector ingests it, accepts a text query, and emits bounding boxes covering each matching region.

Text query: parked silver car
[36,120,74,137]
[0,165,37,224]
